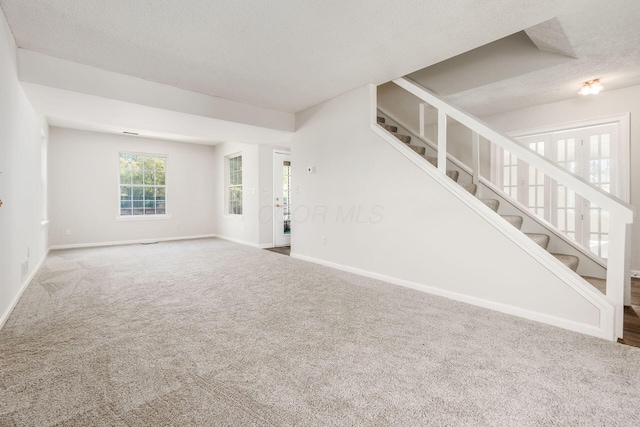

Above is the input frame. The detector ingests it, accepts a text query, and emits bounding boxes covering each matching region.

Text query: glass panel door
[274,151,291,247]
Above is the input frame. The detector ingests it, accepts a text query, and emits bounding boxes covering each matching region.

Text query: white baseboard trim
[0,250,49,330]
[290,252,612,341]
[631,270,640,278]
[50,234,217,250]
[214,235,260,249]
[259,243,274,249]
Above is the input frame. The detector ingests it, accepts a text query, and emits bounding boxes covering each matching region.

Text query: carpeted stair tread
[380,123,398,133]
[552,253,580,272]
[424,156,438,167]
[377,116,385,124]
[582,276,606,294]
[393,133,411,144]
[446,170,460,182]
[481,199,500,212]
[460,183,477,195]
[408,145,426,155]
[526,233,550,249]
[502,215,523,230]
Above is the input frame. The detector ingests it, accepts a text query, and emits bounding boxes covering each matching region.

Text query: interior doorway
[273,151,291,247]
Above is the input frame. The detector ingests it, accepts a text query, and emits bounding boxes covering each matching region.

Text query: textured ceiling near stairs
[0,0,560,113]
[436,1,640,118]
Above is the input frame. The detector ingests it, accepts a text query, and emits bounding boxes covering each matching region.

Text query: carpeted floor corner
[1,238,639,425]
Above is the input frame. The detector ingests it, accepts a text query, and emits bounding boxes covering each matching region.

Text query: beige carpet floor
[1,237,640,426]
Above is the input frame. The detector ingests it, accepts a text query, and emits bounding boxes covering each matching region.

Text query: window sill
[116,214,172,222]
[223,214,244,220]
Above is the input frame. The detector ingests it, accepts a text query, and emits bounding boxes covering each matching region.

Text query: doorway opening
[274,151,291,248]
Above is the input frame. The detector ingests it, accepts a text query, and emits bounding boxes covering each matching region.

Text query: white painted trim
[259,243,274,249]
[0,250,50,330]
[290,252,612,341]
[116,214,172,221]
[50,234,216,250]
[214,235,260,248]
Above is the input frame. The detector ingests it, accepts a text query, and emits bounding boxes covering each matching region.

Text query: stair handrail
[392,76,635,339]
[394,77,634,221]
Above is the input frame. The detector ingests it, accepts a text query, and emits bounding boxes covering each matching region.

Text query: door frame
[273,150,291,247]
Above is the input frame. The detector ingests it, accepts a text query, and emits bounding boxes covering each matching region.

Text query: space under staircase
[371,78,635,341]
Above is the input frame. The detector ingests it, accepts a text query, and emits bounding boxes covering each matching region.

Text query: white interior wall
[212,141,260,247]
[481,84,640,270]
[292,84,607,338]
[0,10,49,326]
[48,127,215,247]
[258,145,275,247]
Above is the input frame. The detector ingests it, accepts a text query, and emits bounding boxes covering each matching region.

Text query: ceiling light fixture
[579,79,603,96]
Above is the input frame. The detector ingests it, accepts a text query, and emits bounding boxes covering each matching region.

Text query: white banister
[606,216,629,337]
[393,77,635,223]
[419,103,426,138]
[438,110,447,174]
[472,131,480,184]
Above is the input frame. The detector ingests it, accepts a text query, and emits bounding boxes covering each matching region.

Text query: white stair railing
[392,77,635,339]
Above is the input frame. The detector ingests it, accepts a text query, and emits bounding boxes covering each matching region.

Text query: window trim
[225,152,244,216]
[117,151,169,220]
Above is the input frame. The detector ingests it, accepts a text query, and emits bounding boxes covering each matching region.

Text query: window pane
[557,185,565,208]
[567,209,575,232]
[120,200,132,209]
[558,209,565,230]
[590,135,599,159]
[601,135,610,158]
[120,208,133,216]
[157,201,166,215]
[557,140,565,161]
[590,209,600,231]
[600,235,609,259]
[537,186,544,206]
[503,167,510,186]
[566,139,575,161]
[157,187,166,201]
[144,187,155,201]
[529,187,536,206]
[132,186,144,199]
[156,170,166,186]
[120,186,132,200]
[144,169,155,185]
[601,210,609,233]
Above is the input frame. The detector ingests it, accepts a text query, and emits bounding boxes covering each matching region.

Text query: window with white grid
[226,154,243,215]
[119,153,166,216]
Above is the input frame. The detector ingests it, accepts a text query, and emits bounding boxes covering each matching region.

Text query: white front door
[274,151,291,247]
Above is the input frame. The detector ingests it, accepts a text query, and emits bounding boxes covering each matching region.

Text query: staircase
[377,115,601,289]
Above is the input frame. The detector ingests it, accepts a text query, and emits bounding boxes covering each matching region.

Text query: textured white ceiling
[0,0,561,113]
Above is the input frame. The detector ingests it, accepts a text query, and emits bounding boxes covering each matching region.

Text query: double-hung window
[226,154,243,215]
[119,153,167,217]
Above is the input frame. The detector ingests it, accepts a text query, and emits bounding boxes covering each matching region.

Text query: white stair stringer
[369,87,616,341]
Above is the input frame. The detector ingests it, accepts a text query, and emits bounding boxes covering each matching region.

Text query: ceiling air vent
[123,131,139,136]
